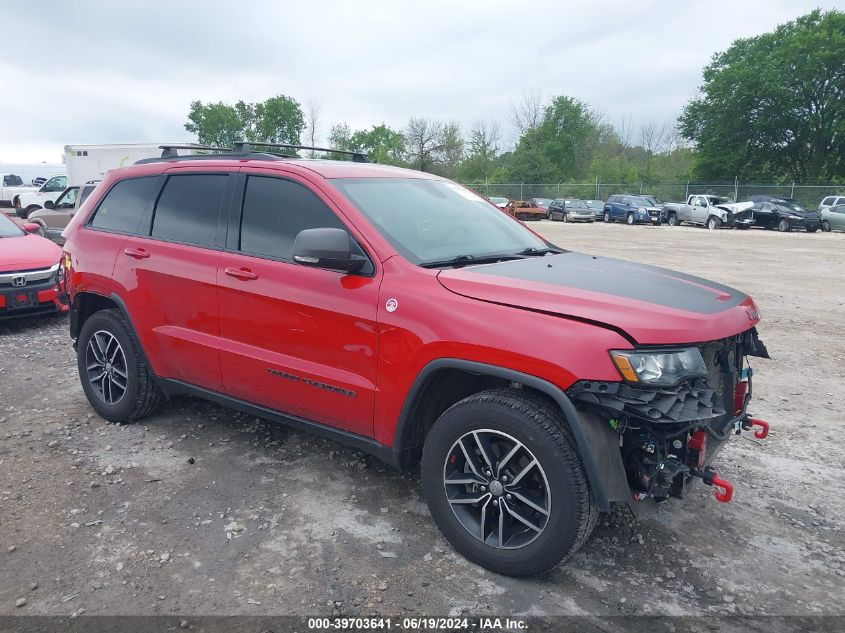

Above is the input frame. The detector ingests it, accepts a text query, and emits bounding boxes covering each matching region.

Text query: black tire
[77,309,166,423]
[421,388,596,577]
[821,220,831,232]
[603,211,610,223]
[562,212,569,223]
[667,213,679,226]
[626,212,635,225]
[707,216,722,230]
[777,218,791,232]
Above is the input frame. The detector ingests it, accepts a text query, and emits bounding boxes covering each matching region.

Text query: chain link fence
[462,182,845,209]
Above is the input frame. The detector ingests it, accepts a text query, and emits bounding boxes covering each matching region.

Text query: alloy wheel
[443,429,551,549]
[85,330,128,405]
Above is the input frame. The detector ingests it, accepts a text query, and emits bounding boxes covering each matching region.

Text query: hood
[715,201,754,214]
[0,234,62,271]
[437,253,761,345]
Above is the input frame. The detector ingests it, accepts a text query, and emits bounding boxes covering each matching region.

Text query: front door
[217,171,379,437]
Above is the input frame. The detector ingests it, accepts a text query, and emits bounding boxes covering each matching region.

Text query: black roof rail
[236,141,370,163]
[158,144,229,158]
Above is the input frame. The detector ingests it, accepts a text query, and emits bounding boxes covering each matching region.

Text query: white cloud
[0,0,838,163]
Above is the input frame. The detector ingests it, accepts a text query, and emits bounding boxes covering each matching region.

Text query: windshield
[332,178,550,265]
[642,196,663,205]
[630,196,654,207]
[585,200,603,209]
[566,199,587,209]
[0,213,25,238]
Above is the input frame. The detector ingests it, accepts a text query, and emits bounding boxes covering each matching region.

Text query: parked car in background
[0,212,68,319]
[818,195,845,214]
[746,196,821,232]
[1,173,37,208]
[489,196,509,209]
[14,174,68,218]
[528,198,552,212]
[820,204,845,232]
[32,177,47,187]
[603,195,663,225]
[585,199,604,219]
[664,195,754,230]
[549,198,595,222]
[505,200,548,221]
[27,181,99,245]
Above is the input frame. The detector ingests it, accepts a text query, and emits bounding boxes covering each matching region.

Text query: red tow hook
[748,418,770,439]
[692,468,734,503]
[711,475,734,503]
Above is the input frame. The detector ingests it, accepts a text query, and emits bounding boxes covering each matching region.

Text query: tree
[405,118,445,172]
[348,124,406,164]
[185,95,305,149]
[457,120,502,181]
[305,101,322,157]
[639,120,667,181]
[679,9,845,182]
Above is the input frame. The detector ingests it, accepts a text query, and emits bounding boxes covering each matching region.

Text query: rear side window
[151,174,228,247]
[239,176,344,260]
[90,176,158,233]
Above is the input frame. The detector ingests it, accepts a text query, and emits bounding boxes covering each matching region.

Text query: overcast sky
[0,0,839,164]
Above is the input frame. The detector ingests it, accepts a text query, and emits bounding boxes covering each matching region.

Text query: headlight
[638,207,646,214]
[610,348,708,386]
[788,214,802,220]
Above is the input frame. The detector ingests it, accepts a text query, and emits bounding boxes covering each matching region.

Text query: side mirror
[293,228,365,273]
[23,223,40,234]
[45,200,55,209]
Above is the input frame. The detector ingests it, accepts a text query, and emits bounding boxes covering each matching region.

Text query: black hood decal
[462,253,747,315]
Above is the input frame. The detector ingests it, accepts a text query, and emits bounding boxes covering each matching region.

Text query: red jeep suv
[62,144,770,576]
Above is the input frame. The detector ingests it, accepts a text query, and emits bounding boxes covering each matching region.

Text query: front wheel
[626,212,635,225]
[562,212,569,223]
[77,309,166,423]
[421,389,596,576]
[821,220,831,232]
[603,211,611,223]
[777,218,791,232]
[707,216,722,230]
[667,213,680,226]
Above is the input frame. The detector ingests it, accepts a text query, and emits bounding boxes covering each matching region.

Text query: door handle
[224,267,258,281]
[124,247,150,259]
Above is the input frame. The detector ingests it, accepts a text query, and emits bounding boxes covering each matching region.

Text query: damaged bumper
[567,329,770,507]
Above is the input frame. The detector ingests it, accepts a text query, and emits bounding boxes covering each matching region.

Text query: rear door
[112,169,233,391]
[216,170,379,436]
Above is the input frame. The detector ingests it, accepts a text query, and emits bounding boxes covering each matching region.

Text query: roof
[127,156,440,180]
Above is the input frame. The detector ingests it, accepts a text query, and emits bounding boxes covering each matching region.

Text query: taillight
[733,380,749,415]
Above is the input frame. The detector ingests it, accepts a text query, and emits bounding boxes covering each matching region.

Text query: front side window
[90,176,159,234]
[151,174,228,247]
[55,187,79,208]
[239,176,345,260]
[332,178,549,265]
[43,176,67,192]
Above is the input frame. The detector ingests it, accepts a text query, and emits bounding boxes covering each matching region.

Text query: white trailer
[64,143,199,186]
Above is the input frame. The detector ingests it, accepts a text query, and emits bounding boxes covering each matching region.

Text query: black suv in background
[746,195,821,232]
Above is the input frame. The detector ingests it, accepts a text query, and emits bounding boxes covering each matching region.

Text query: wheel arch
[393,358,627,512]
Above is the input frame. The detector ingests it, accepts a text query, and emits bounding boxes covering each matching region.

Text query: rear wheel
[777,218,791,232]
[821,220,831,232]
[77,309,166,423]
[421,389,596,576]
[707,216,722,230]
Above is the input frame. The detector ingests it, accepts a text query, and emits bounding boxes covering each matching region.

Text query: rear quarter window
[89,176,159,234]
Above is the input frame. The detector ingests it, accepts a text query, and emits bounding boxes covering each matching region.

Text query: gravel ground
[1,222,844,619]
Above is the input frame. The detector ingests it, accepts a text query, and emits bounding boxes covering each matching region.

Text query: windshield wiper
[420,253,525,269]
[517,247,564,256]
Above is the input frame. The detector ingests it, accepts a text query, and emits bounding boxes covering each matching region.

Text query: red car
[62,145,770,576]
[0,213,68,319]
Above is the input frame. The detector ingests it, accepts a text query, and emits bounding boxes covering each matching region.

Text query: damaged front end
[567,328,770,507]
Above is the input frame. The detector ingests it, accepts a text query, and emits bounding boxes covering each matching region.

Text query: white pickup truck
[0,174,37,208]
[13,174,68,219]
[664,194,755,230]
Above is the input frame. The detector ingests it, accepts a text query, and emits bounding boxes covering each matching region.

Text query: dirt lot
[1,222,844,620]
